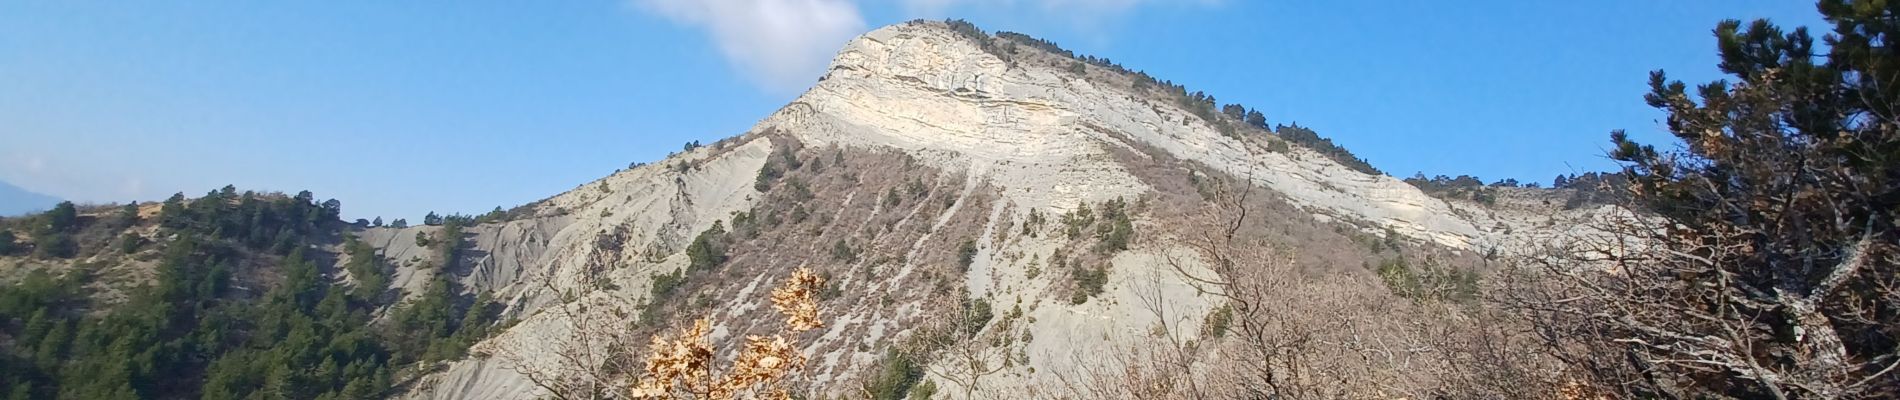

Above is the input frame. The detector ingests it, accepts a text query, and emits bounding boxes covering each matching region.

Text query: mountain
[0,180,60,216]
[0,20,1617,400]
[377,21,1615,399]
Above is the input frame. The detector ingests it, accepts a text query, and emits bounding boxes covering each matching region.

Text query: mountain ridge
[384,20,1610,399]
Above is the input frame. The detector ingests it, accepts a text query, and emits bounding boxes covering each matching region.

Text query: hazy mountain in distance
[0,180,60,216]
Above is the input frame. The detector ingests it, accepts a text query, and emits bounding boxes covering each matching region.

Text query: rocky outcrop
[769,22,1594,252]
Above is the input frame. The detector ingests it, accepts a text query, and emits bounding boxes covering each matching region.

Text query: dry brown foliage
[630,267,824,399]
[510,267,826,400]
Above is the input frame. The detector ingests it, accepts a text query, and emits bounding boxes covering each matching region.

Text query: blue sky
[0,1,1828,220]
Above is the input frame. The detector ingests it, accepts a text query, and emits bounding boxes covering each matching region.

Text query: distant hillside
[0,185,466,399]
[0,180,59,216]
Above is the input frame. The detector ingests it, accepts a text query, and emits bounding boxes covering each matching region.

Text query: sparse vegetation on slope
[494,138,1007,399]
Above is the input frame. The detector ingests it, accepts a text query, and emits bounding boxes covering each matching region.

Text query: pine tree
[1543,3,1900,397]
[43,201,76,233]
[1244,109,1267,128]
[115,202,139,227]
[0,229,14,255]
[160,193,187,227]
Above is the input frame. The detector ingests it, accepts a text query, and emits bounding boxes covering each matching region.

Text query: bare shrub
[1053,173,1563,400]
[504,268,827,400]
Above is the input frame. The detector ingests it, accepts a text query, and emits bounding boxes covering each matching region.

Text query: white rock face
[770,22,1514,250]
[395,21,1601,399]
[394,139,775,399]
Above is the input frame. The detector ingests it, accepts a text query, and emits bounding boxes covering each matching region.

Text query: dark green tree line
[0,186,410,399]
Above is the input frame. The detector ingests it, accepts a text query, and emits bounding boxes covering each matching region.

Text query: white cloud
[630,0,1216,93]
[120,177,145,198]
[635,0,867,94]
[22,155,45,174]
